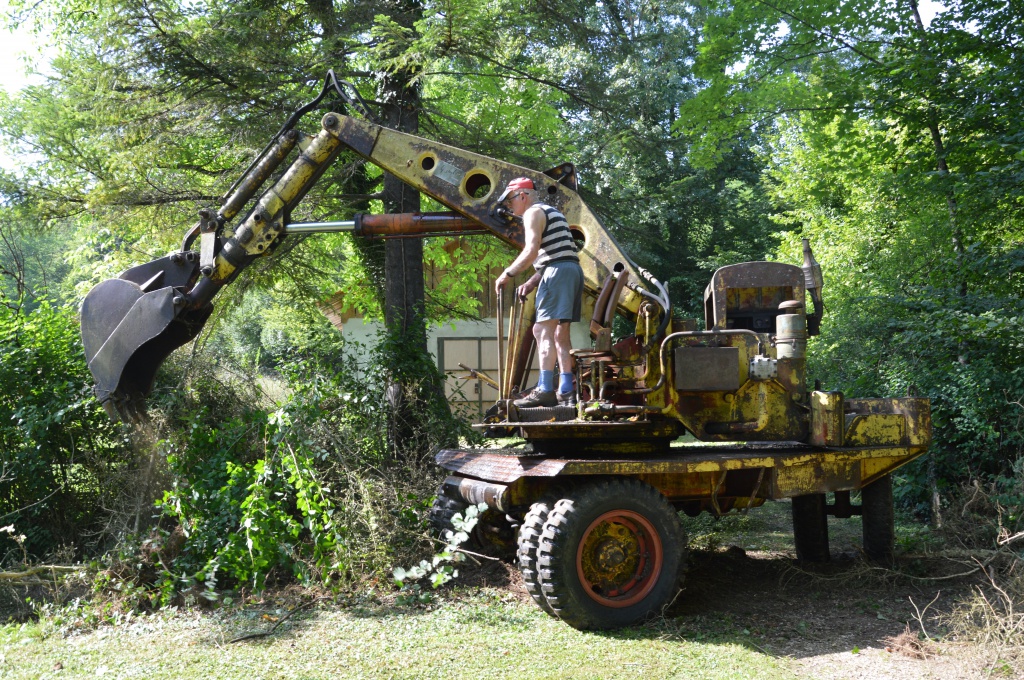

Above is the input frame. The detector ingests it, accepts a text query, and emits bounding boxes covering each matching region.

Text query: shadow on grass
[583,545,980,662]
[204,556,522,647]
[199,503,977,665]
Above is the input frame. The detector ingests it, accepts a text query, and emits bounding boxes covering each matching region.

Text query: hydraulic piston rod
[285,220,355,233]
[285,212,488,237]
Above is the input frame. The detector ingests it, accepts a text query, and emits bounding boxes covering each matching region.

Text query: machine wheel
[861,475,896,565]
[517,497,557,615]
[792,493,830,562]
[537,479,686,630]
[428,487,516,560]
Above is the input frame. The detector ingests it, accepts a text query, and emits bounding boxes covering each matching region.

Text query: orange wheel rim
[575,510,663,608]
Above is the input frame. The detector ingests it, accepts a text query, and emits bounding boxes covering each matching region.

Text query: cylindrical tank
[776,313,807,359]
[775,304,807,397]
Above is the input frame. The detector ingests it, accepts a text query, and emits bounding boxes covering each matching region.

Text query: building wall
[339,316,591,417]
[318,238,593,416]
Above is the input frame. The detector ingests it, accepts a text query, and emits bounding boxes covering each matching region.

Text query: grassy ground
[0,501,1011,680]
[2,594,788,679]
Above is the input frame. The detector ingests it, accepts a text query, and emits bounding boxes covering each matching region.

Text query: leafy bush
[806,253,1024,515]
[0,300,129,560]
[155,331,472,598]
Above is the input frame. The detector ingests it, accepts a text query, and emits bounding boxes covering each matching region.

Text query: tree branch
[0,565,84,581]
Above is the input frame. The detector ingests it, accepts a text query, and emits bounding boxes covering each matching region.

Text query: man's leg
[554,322,573,373]
[554,322,574,395]
[515,319,559,407]
[534,319,558,391]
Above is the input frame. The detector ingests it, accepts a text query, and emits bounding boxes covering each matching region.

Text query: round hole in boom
[547,184,558,195]
[421,155,436,171]
[464,172,493,200]
[570,226,586,250]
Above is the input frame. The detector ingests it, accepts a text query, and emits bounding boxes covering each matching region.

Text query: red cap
[497,177,535,202]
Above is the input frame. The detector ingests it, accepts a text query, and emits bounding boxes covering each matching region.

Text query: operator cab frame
[703,262,806,334]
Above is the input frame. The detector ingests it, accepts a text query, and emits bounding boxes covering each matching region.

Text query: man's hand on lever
[517,271,542,301]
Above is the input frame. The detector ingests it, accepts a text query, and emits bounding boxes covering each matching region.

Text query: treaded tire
[428,492,466,537]
[518,498,557,616]
[792,493,830,563]
[537,479,686,630]
[861,475,895,565]
[428,487,516,560]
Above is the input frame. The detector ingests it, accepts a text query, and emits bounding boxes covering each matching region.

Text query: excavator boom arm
[81,109,656,419]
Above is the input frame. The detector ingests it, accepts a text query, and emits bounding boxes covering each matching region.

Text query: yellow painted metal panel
[846,414,905,446]
[810,391,845,446]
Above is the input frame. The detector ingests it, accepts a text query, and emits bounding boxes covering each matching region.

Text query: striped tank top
[533,205,579,270]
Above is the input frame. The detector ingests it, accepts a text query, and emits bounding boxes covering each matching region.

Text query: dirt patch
[451,553,521,594]
[667,547,994,678]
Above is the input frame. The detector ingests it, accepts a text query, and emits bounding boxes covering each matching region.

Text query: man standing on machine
[494,177,584,407]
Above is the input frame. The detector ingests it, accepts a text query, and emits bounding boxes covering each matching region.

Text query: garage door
[437,337,538,419]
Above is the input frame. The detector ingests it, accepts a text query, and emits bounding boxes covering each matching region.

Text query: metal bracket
[749,355,778,380]
[710,470,728,516]
[198,208,220,276]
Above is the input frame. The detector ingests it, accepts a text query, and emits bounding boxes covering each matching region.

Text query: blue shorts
[535,260,584,323]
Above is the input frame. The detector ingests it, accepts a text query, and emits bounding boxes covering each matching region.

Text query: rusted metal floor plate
[435,444,929,485]
[472,419,683,454]
[471,419,679,439]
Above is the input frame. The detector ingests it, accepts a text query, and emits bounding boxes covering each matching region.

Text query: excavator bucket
[80,253,210,421]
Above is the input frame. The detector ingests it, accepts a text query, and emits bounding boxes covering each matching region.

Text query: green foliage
[766,113,1024,511]
[156,334,469,597]
[422,236,513,321]
[392,502,487,604]
[0,298,128,558]
[1,0,777,335]
[159,405,341,592]
[678,0,1024,510]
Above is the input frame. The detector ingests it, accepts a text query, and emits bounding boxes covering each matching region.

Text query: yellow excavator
[80,73,930,630]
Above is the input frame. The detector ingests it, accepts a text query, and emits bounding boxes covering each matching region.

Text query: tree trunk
[378,68,453,460]
[910,2,959,526]
[910,1,965,298]
[313,0,452,461]
[381,73,427,345]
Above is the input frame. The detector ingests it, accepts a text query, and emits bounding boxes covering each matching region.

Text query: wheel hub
[595,538,627,570]
[576,510,664,608]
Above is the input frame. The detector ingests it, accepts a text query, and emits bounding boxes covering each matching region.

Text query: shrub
[0,299,130,560]
[154,331,472,598]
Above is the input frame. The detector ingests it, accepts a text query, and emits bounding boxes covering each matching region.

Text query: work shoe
[513,388,557,408]
[557,390,578,406]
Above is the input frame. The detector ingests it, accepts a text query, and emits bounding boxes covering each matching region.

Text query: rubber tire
[428,492,466,539]
[537,479,687,630]
[517,498,557,616]
[428,488,516,561]
[861,475,895,565]
[792,493,830,563]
